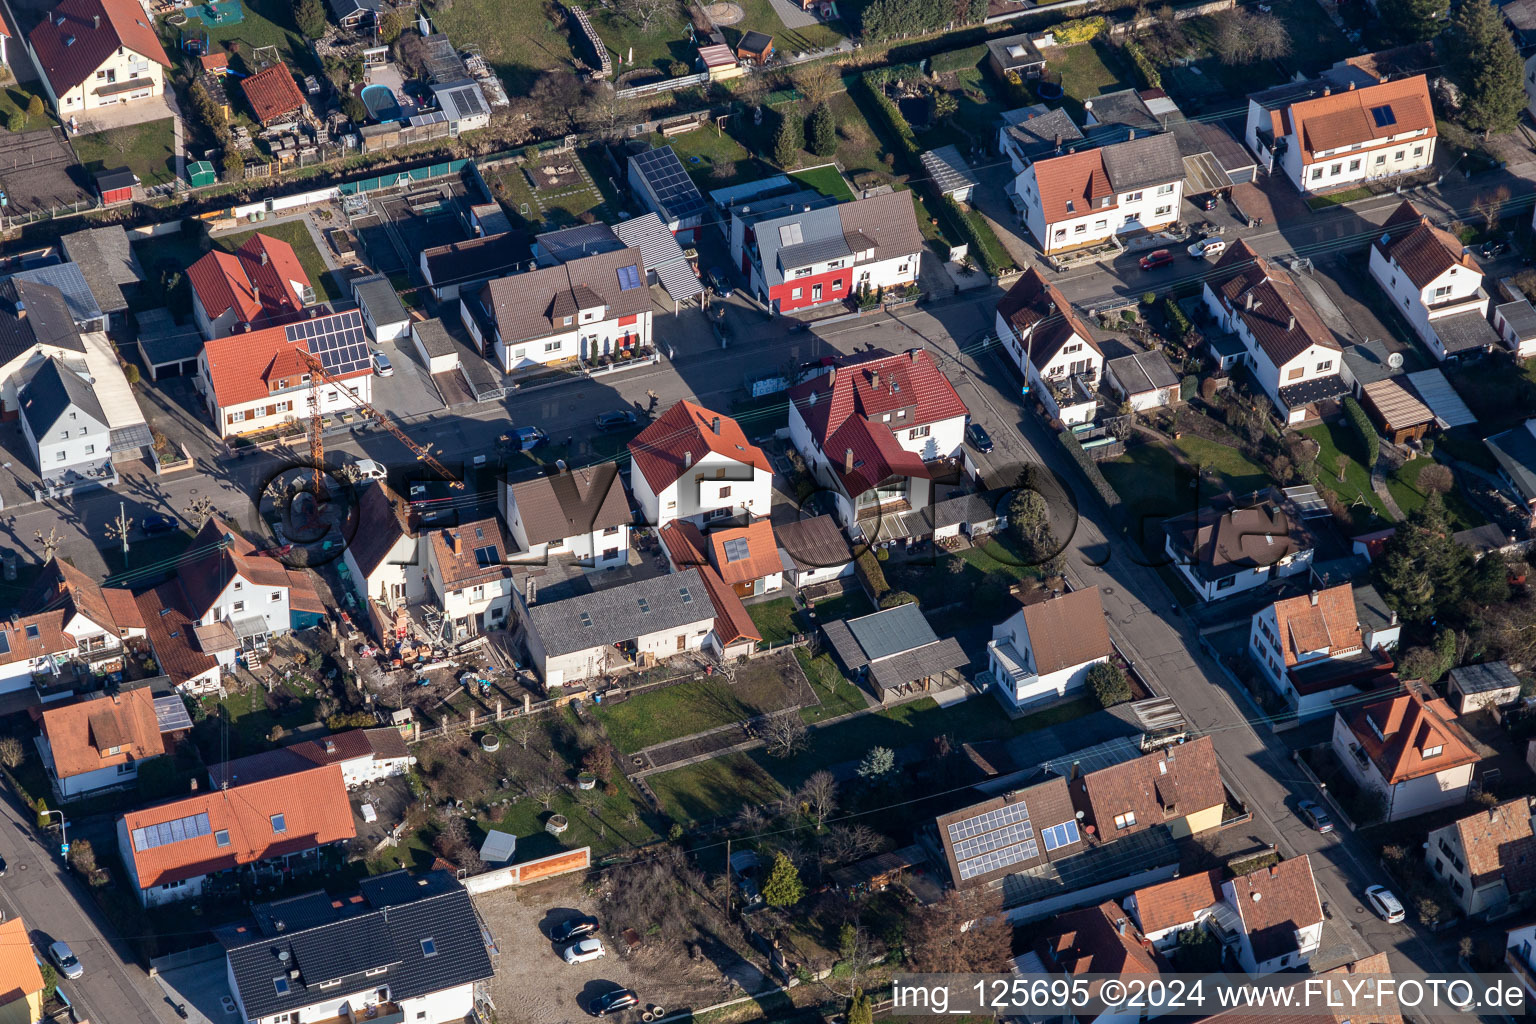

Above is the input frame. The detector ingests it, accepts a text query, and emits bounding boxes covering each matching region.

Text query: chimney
[910,349,920,363]
[1245,293,1254,311]
[1288,315,1296,332]
[871,371,881,390]
[844,447,854,474]
[1347,81,1356,90]
[711,416,721,434]
[828,366,838,385]
[93,13,100,28]
[1269,865,1280,877]
[683,451,693,469]
[1323,86,1331,96]
[261,249,270,266]
[1310,590,1319,606]
[450,531,462,555]
[324,739,336,753]
[527,576,537,605]
[1126,129,1135,141]
[1116,918,1127,936]
[252,284,260,307]
[190,778,198,791]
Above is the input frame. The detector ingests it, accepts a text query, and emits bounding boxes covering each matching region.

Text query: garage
[135,308,204,381]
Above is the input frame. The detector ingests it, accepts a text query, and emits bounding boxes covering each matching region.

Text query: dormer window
[104,745,121,756]
[1422,744,1442,759]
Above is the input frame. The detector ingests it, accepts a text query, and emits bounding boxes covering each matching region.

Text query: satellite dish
[1387,352,1404,369]
[1075,810,1085,819]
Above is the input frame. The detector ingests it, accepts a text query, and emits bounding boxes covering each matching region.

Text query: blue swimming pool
[360,84,403,122]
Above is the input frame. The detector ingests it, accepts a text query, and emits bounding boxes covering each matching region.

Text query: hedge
[943,196,1014,276]
[1057,428,1119,508]
[855,550,890,598]
[859,76,919,170]
[1163,297,1192,340]
[1343,395,1380,469]
[1123,39,1161,90]
[1180,374,1197,401]
[1053,16,1106,44]
[929,44,988,73]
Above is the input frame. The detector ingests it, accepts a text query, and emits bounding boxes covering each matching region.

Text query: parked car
[1139,249,1175,270]
[550,916,600,944]
[371,351,394,377]
[352,459,387,481]
[966,422,994,453]
[595,410,638,432]
[708,267,732,298]
[562,938,606,964]
[1479,238,1511,260]
[0,855,8,876]
[49,941,82,980]
[141,514,179,535]
[1365,884,1405,923]
[1189,238,1226,260]
[589,986,639,1017]
[1297,799,1333,834]
[510,426,548,451]
[1195,194,1219,211]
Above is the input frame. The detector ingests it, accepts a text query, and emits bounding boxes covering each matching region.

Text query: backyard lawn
[829,90,894,188]
[484,146,619,231]
[720,0,844,54]
[587,0,695,75]
[791,164,855,201]
[658,124,763,191]
[219,220,343,302]
[196,683,319,758]
[427,0,575,92]
[71,119,177,188]
[1386,456,1484,530]
[0,84,53,135]
[1102,435,1270,542]
[1048,41,1131,117]
[796,649,867,723]
[159,0,318,75]
[488,774,663,859]
[593,660,806,753]
[648,751,786,824]
[1303,420,1389,522]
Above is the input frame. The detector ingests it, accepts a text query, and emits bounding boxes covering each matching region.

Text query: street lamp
[38,808,68,860]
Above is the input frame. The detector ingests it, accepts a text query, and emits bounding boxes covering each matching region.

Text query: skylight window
[273,978,290,995]
[679,586,693,604]
[1370,105,1396,128]
[421,938,438,957]
[579,611,594,628]
[215,829,231,847]
[616,264,642,291]
[474,545,499,567]
[271,813,287,834]
[25,625,38,639]
[637,597,651,614]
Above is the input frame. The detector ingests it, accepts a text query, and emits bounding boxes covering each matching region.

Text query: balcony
[311,1002,404,1024]
[988,639,1037,691]
[1506,949,1536,999]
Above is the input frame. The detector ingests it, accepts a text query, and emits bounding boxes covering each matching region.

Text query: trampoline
[361,84,403,122]
[181,0,244,26]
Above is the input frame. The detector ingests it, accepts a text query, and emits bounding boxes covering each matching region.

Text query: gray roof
[927,489,1007,532]
[869,637,968,692]
[5,263,102,327]
[224,871,492,1021]
[483,247,650,348]
[1084,88,1160,134]
[429,79,488,119]
[479,829,516,863]
[1249,77,1334,112]
[1100,132,1183,193]
[1453,523,1518,557]
[1002,107,1085,160]
[535,222,623,267]
[613,212,704,301]
[1107,350,1179,395]
[412,317,457,358]
[754,204,844,289]
[1448,661,1520,695]
[1352,582,1396,635]
[526,568,716,657]
[986,32,1045,71]
[847,601,941,661]
[59,225,141,314]
[0,279,85,367]
[1342,339,1401,386]
[1496,296,1536,340]
[708,175,793,208]
[1405,369,1476,428]
[921,146,979,196]
[1486,422,1536,502]
[134,308,204,368]
[1432,310,1501,355]
[353,274,410,329]
[21,357,109,438]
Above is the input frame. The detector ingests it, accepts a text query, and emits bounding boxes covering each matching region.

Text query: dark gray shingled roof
[353,274,410,330]
[1432,310,1501,355]
[20,357,108,438]
[4,263,102,327]
[224,871,491,1021]
[0,278,85,365]
[59,224,142,314]
[526,568,715,657]
[1002,106,1085,160]
[1099,132,1183,193]
[1107,350,1179,395]
[135,308,204,368]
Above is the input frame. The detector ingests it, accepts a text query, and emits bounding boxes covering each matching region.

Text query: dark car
[707,267,732,298]
[551,916,600,944]
[1195,194,1218,211]
[1298,799,1334,834]
[966,422,994,453]
[595,411,638,432]
[1139,249,1175,270]
[589,986,639,1017]
[1479,239,1511,260]
[141,514,179,535]
[0,855,8,876]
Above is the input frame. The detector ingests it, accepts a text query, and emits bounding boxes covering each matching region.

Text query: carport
[135,309,204,380]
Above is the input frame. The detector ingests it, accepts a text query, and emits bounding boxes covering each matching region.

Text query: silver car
[49,941,83,980]
[562,937,605,964]
[1365,884,1405,923]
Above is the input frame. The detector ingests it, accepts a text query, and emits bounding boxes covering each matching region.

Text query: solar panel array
[285,311,369,375]
[722,537,751,563]
[946,800,1038,880]
[616,264,642,291]
[132,811,212,852]
[633,148,705,221]
[1370,105,1396,128]
[1041,820,1081,852]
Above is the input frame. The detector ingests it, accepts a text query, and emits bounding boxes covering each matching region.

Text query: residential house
[198,309,374,439]
[423,517,514,638]
[0,917,45,1024]
[1248,583,1398,719]
[241,61,308,127]
[0,278,89,416]
[517,568,749,685]
[1243,75,1436,194]
[1105,350,1180,412]
[987,587,1112,710]
[1072,735,1225,841]
[724,186,835,279]
[220,871,494,1024]
[986,32,1047,79]
[469,248,650,371]
[429,79,490,134]
[325,0,383,30]
[1163,490,1316,603]
[187,232,314,340]
[1202,241,1348,423]
[994,269,1103,425]
[1508,918,1536,1001]
[787,349,968,532]
[1369,200,1499,361]
[997,106,1084,173]
[628,400,772,529]
[208,726,415,790]
[1331,684,1481,821]
[116,763,355,906]
[627,146,706,244]
[1220,856,1325,975]
[821,602,968,703]
[1447,662,1522,713]
[11,556,145,691]
[19,356,116,495]
[27,0,170,113]
[1123,869,1223,951]
[746,190,923,314]
[1425,798,1536,917]
[420,231,533,302]
[775,514,854,588]
[1034,901,1165,1015]
[658,518,783,597]
[1485,418,1536,527]
[341,481,423,610]
[937,776,1180,923]
[503,464,631,569]
[1011,133,1184,255]
[1202,952,1404,1024]
[353,273,411,343]
[38,688,165,799]
[1,262,106,333]
[1081,87,1167,140]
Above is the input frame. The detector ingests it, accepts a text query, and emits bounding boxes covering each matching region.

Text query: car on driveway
[1139,249,1175,270]
[1189,238,1226,260]
[563,938,606,965]
[371,351,394,377]
[1479,238,1511,260]
[589,986,638,1017]
[1297,799,1333,834]
[551,916,600,944]
[595,410,638,432]
[1365,884,1405,923]
[708,267,732,298]
[966,422,994,453]
[141,514,179,535]
[1194,194,1218,211]
[49,941,82,980]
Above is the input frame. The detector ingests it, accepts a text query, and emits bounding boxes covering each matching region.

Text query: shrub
[942,197,1013,276]
[807,102,837,157]
[1124,39,1161,89]
[855,550,889,597]
[1087,661,1132,707]
[859,77,919,168]
[5,111,23,133]
[1180,375,1197,400]
[773,110,803,168]
[1164,297,1192,339]
[26,94,45,119]
[668,60,689,77]
[879,590,918,608]
[1058,429,1119,507]
[1343,395,1380,469]
[762,852,805,906]
[1054,16,1107,44]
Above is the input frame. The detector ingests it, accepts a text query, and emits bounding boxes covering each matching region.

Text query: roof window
[271,813,286,833]
[421,938,438,957]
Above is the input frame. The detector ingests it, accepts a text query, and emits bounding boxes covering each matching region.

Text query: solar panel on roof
[1370,105,1396,128]
[291,311,370,375]
[634,148,705,220]
[722,537,750,562]
[131,811,212,852]
[946,799,1039,880]
[0,634,9,655]
[616,264,641,291]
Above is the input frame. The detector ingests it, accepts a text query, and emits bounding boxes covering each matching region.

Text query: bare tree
[1335,454,1350,482]
[1471,186,1511,235]
[68,839,98,879]
[762,711,809,758]
[34,528,61,561]
[794,62,841,108]
[527,72,588,136]
[528,773,561,810]
[799,770,837,829]
[608,846,700,947]
[509,715,535,751]
[185,496,217,528]
[735,803,772,836]
[1418,463,1455,494]
[0,736,24,770]
[1212,10,1291,65]
[909,889,1013,973]
[622,0,672,32]
[822,823,882,865]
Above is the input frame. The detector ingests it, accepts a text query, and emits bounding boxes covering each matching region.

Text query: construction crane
[295,350,464,495]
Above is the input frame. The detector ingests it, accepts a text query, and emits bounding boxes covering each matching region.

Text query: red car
[1139,249,1175,270]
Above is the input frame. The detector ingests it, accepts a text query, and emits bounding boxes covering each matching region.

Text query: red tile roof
[21,556,140,637]
[1029,148,1115,225]
[1131,869,1223,934]
[134,582,219,687]
[628,399,770,497]
[1039,900,1162,975]
[1227,856,1324,963]
[1077,735,1224,839]
[659,518,782,586]
[1347,684,1480,784]
[1269,583,1362,667]
[696,564,761,646]
[201,313,370,410]
[1373,199,1478,291]
[427,517,512,589]
[29,0,169,97]
[1018,586,1110,675]
[241,62,308,124]
[1450,798,1536,895]
[1288,76,1435,161]
[176,519,304,621]
[200,52,228,72]
[41,688,164,780]
[121,764,355,890]
[186,233,311,327]
[1209,240,1339,368]
[996,269,1101,369]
